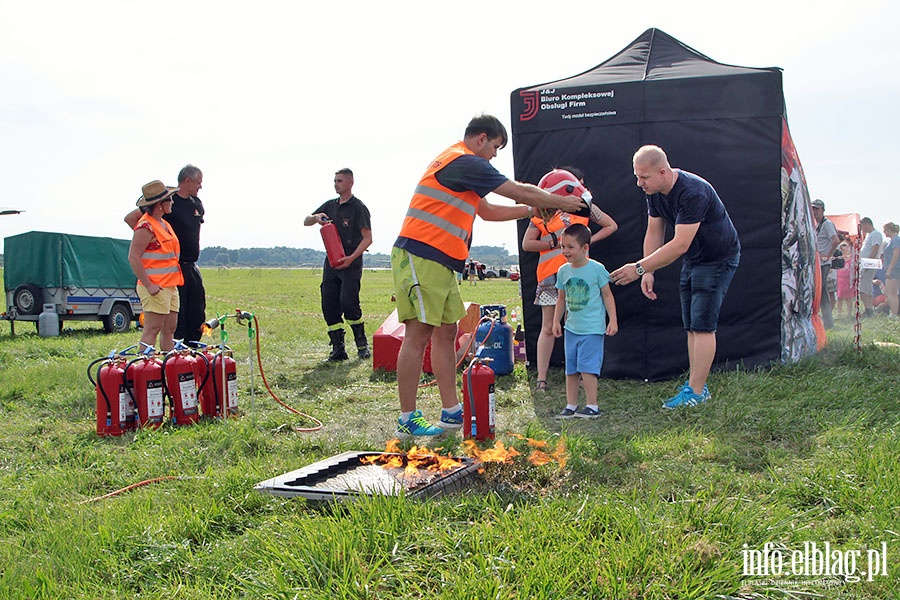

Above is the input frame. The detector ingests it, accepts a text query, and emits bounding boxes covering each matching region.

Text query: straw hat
[136,180,177,207]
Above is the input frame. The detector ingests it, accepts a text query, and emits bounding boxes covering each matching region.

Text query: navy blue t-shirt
[646,169,740,265]
[395,153,509,272]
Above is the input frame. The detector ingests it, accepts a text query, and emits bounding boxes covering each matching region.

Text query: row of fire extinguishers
[87,342,237,436]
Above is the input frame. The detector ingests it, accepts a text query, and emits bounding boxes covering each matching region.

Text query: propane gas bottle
[126,355,165,428]
[474,305,514,375]
[320,222,346,268]
[163,352,200,426]
[462,359,495,441]
[94,358,130,436]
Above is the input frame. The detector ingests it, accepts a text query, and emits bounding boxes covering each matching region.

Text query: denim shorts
[679,254,740,332]
[564,331,605,376]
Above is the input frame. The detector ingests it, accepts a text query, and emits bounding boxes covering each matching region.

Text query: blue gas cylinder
[474,304,514,375]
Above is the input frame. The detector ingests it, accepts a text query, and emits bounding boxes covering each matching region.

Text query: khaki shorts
[137,284,180,315]
[391,247,466,326]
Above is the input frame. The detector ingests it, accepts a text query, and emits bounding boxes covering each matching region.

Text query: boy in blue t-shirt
[552,223,618,418]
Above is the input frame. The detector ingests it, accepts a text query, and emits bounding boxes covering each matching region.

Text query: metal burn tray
[255,451,480,502]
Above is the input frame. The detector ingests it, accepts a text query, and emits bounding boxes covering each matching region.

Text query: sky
[1,0,897,258]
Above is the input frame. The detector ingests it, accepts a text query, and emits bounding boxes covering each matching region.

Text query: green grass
[1,268,898,599]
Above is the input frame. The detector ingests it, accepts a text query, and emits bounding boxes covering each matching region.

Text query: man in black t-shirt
[125,164,207,344]
[304,168,372,361]
[610,145,740,410]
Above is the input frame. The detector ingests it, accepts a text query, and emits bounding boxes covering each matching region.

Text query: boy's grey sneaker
[574,406,601,418]
[555,407,577,420]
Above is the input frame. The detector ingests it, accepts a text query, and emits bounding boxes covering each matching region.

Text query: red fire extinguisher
[320,220,346,268]
[88,355,133,436]
[197,346,238,418]
[162,350,201,426]
[124,353,166,429]
[462,357,495,441]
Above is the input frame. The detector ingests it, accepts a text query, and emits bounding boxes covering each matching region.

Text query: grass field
[1,267,898,599]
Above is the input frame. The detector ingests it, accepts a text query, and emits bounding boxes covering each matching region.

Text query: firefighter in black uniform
[126,164,206,343]
[304,168,373,360]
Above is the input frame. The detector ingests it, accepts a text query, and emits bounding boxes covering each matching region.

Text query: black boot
[351,323,370,359]
[327,328,349,361]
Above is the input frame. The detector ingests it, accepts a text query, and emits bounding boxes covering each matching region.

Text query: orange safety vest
[136,214,184,288]
[532,211,589,282]
[397,142,481,261]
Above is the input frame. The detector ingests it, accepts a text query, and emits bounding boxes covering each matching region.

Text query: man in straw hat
[126,165,206,343]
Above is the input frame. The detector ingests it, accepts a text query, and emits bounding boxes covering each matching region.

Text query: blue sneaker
[395,410,444,438]
[676,381,711,400]
[439,407,463,430]
[663,384,708,409]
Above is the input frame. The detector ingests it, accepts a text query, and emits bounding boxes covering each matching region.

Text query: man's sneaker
[439,407,464,430]
[574,406,601,419]
[555,407,577,420]
[663,384,707,409]
[395,410,444,438]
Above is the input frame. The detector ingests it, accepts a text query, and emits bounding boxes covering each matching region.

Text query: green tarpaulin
[4,231,136,291]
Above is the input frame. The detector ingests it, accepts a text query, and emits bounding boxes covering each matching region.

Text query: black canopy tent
[510,28,818,380]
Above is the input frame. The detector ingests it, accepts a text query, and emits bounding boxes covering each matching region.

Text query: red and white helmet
[538,169,593,215]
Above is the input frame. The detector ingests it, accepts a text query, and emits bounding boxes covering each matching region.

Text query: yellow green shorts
[137,284,180,315]
[391,247,466,326]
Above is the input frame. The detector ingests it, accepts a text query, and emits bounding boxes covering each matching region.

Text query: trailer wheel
[104,303,132,333]
[13,284,43,316]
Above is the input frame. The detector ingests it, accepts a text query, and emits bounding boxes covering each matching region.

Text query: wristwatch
[635,262,645,276]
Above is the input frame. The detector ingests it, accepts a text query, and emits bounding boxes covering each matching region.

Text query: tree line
[197,245,518,269]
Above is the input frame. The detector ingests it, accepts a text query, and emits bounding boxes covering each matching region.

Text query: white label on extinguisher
[226,373,238,410]
[118,384,132,424]
[147,381,164,419]
[488,383,496,427]
[178,373,198,410]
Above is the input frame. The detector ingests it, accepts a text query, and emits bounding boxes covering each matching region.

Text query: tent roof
[527,28,780,90]
[827,213,861,239]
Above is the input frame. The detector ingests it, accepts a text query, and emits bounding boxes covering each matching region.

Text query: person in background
[126,165,206,343]
[521,166,617,392]
[551,223,618,419]
[881,221,900,318]
[304,168,373,360]
[391,114,585,437]
[127,181,182,352]
[610,145,740,409]
[858,217,882,318]
[810,199,840,329]
[835,240,856,318]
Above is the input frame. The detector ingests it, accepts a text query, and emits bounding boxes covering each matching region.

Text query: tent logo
[519,90,539,121]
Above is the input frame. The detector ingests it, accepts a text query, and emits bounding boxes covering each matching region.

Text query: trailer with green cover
[3,231,142,333]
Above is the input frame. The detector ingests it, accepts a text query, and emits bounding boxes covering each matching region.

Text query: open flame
[366,434,567,473]
[200,324,213,338]
[360,439,463,474]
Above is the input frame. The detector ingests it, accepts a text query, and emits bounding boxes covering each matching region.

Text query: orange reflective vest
[532,212,589,282]
[397,142,481,261]
[136,214,184,288]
